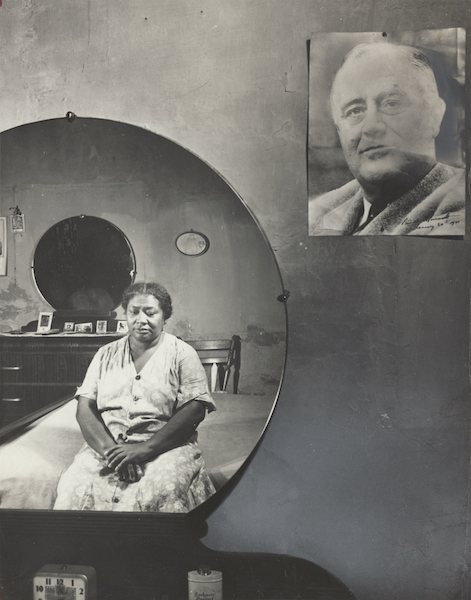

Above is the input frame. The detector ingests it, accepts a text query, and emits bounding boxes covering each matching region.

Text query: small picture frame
[116,320,128,334]
[96,320,107,334]
[10,213,25,233]
[37,312,53,333]
[75,322,93,333]
[63,322,75,332]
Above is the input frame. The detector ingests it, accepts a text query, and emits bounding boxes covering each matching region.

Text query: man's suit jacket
[308,163,466,236]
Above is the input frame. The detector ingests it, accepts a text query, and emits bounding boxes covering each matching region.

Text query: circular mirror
[33,215,136,310]
[0,117,286,516]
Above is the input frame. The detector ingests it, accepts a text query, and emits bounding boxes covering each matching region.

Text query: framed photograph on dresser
[116,320,128,333]
[96,320,107,333]
[74,322,93,333]
[36,311,53,333]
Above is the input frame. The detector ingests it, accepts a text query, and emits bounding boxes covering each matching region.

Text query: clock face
[175,231,210,256]
[33,565,96,600]
[34,575,86,600]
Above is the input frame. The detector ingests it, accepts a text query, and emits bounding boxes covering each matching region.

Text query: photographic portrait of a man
[308,30,466,237]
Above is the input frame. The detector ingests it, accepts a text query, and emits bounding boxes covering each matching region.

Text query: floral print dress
[54,332,216,512]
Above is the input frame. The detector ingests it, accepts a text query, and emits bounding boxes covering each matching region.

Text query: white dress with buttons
[53,333,217,512]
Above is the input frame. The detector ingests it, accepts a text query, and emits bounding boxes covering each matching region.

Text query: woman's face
[126,294,165,344]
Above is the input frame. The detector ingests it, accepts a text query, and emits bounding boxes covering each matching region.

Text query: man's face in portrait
[330,47,446,193]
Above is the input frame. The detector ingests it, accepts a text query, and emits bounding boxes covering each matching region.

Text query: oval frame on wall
[175,230,210,257]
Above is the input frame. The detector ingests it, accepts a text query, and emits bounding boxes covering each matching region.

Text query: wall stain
[245,324,286,347]
[0,281,37,331]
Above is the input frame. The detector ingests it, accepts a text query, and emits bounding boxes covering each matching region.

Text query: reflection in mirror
[0,117,286,514]
[33,215,136,310]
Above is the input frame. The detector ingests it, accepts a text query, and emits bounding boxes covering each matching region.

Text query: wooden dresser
[0,333,121,428]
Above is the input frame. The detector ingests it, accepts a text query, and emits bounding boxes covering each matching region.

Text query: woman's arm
[76,395,117,457]
[105,400,206,474]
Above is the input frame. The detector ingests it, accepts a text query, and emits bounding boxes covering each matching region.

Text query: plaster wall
[0,2,469,599]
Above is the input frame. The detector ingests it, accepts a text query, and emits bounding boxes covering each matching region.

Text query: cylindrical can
[188,568,222,600]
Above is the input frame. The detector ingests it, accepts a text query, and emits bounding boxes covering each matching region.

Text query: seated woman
[54,282,216,512]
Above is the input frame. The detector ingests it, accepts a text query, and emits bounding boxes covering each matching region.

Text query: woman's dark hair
[121,282,173,321]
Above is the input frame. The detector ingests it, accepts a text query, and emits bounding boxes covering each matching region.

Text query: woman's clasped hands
[104,441,152,483]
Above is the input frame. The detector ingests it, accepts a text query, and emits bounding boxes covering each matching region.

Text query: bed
[0,393,274,509]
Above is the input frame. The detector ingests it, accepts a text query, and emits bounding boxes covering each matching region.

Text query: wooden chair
[187,335,241,393]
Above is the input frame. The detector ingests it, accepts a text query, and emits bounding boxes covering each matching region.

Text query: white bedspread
[0,393,274,509]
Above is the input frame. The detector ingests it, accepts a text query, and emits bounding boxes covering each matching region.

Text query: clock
[175,230,210,256]
[33,564,96,600]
